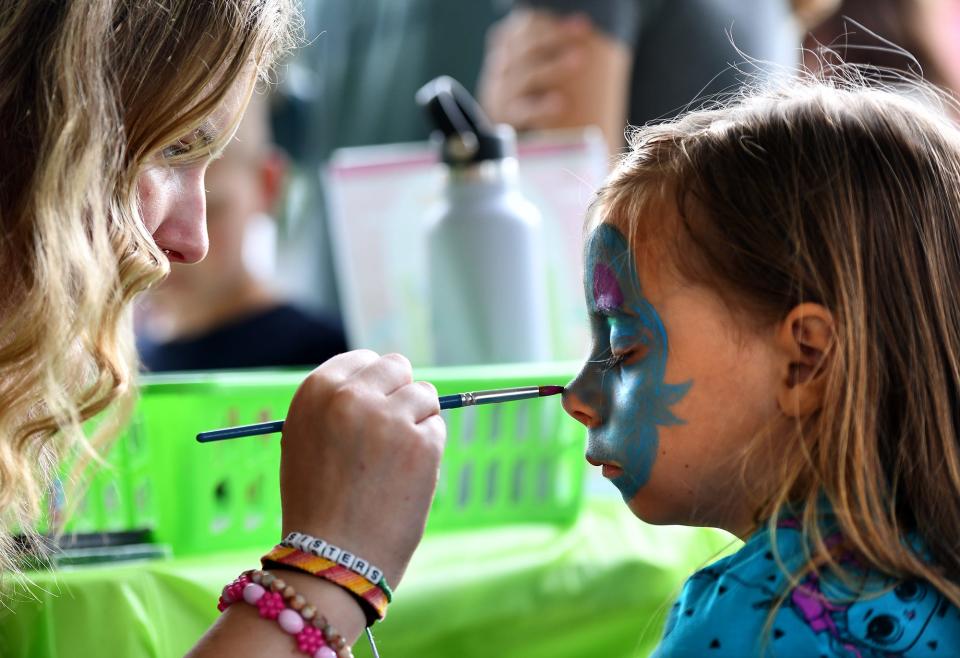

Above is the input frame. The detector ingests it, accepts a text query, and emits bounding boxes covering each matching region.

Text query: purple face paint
[593,262,624,312]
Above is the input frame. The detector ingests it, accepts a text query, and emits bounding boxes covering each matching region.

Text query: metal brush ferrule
[468,386,540,406]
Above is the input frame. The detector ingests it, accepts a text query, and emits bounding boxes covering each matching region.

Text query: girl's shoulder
[653,522,960,658]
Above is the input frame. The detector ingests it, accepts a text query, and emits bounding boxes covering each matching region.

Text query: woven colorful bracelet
[218,569,354,658]
[262,542,390,625]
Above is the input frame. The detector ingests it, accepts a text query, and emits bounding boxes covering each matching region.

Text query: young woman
[1,2,444,654]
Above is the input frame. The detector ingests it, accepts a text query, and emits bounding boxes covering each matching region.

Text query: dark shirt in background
[138,304,348,372]
[521,0,797,125]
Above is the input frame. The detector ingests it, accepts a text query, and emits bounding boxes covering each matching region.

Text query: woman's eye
[161,141,192,159]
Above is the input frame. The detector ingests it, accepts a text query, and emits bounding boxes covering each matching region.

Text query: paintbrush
[195,384,565,443]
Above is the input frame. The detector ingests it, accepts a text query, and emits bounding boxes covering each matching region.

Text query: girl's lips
[586,454,624,478]
[601,464,624,479]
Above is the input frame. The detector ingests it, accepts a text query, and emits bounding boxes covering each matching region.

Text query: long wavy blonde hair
[597,73,960,609]
[0,0,299,572]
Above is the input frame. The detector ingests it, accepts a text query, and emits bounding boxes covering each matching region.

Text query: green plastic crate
[43,414,149,537]
[60,362,586,556]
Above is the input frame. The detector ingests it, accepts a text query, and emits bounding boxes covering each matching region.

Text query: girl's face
[563,216,783,535]
[137,75,253,263]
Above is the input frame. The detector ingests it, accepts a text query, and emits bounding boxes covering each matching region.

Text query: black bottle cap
[416,75,515,166]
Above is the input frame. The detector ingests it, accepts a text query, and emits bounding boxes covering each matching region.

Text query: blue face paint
[567,223,691,501]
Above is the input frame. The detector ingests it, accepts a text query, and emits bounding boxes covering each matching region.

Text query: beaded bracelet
[218,569,354,658]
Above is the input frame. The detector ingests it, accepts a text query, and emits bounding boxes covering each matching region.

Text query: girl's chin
[625,490,746,535]
[624,489,688,526]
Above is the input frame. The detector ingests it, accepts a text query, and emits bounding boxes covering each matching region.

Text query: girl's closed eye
[599,344,649,371]
[598,351,626,371]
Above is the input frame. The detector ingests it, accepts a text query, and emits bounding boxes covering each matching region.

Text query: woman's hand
[188,350,444,656]
[279,350,446,589]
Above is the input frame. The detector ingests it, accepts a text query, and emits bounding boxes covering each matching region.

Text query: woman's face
[562,214,783,535]
[136,76,253,263]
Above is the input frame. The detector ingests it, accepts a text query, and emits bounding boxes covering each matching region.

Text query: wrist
[281,524,406,588]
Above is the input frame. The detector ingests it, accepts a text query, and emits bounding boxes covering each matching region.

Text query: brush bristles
[538,385,564,396]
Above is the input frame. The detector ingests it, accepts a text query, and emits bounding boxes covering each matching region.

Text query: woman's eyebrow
[195,120,219,147]
[196,119,235,159]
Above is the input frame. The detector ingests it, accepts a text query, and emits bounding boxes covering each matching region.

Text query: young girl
[560,78,960,656]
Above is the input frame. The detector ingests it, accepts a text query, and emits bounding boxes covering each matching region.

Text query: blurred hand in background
[478,0,800,155]
[477,8,632,152]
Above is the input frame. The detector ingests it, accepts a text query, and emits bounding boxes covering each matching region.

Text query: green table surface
[0,496,738,658]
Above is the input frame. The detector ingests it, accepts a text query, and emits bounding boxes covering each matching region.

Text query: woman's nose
[561,376,601,429]
[142,166,209,264]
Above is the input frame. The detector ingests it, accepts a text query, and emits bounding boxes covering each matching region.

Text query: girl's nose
[561,379,601,429]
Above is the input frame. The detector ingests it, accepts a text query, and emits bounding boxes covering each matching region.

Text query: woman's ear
[775,303,834,418]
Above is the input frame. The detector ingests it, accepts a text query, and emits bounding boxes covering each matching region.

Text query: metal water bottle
[417,76,550,365]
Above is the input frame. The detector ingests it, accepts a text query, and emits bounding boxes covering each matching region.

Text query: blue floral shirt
[652,520,960,657]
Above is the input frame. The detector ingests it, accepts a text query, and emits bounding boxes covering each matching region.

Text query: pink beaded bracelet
[218,569,354,658]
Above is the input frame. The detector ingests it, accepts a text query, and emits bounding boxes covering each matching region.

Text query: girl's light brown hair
[0,0,299,573]
[597,74,960,607]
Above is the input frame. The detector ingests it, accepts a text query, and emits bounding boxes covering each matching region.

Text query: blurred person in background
[804,0,960,100]
[476,0,820,153]
[137,92,348,371]
[276,0,817,319]
[269,0,507,315]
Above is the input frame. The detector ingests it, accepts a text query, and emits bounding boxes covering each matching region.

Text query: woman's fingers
[350,352,414,396]
[313,348,380,382]
[389,380,441,424]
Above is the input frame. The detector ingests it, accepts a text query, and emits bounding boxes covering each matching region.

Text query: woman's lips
[586,454,623,478]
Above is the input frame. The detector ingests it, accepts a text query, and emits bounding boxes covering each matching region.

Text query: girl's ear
[775,303,834,418]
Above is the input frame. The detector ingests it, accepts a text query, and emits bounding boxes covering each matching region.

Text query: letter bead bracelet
[261,532,393,625]
[218,569,354,658]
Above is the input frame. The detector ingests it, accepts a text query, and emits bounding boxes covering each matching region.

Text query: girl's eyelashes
[597,345,648,371]
[600,352,627,371]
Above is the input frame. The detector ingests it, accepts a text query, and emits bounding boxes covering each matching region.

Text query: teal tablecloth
[0,497,738,658]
